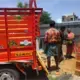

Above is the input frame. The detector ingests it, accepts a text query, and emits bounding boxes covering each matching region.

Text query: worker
[44,21,60,71]
[65,29,75,59]
[59,27,66,62]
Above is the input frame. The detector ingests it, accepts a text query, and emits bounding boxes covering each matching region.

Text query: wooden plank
[76,69,80,72]
[37,51,49,75]
[76,60,80,63]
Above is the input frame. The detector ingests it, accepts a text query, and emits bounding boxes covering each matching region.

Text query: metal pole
[29,0,37,8]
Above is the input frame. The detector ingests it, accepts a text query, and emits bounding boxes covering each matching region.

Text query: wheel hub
[0,73,14,80]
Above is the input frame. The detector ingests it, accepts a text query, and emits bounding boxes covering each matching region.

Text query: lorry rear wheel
[0,69,19,80]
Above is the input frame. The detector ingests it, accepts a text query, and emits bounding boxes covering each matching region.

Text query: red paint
[0,0,43,70]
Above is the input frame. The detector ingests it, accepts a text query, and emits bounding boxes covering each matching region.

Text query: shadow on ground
[21,67,49,80]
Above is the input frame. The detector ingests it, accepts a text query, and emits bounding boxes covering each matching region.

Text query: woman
[66,29,75,59]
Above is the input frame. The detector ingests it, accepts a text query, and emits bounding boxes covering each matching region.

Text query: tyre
[0,68,19,80]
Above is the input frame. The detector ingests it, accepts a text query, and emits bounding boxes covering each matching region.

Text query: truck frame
[0,0,43,80]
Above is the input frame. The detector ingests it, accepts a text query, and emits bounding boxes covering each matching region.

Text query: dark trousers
[66,43,74,56]
[58,43,64,62]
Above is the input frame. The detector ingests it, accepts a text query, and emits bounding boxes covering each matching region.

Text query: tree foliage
[40,11,52,24]
[17,2,23,8]
[17,2,28,8]
[17,2,52,24]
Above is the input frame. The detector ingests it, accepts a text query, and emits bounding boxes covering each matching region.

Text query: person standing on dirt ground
[65,29,75,59]
[44,21,60,71]
[59,27,66,62]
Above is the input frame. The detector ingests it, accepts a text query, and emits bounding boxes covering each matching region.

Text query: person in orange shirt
[65,29,75,59]
[44,21,60,71]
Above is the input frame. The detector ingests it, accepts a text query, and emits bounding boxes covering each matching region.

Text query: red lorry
[0,0,43,80]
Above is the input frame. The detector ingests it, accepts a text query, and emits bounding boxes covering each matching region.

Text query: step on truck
[0,0,43,80]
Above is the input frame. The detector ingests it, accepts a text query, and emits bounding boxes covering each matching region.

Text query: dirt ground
[40,45,76,75]
[25,45,79,80]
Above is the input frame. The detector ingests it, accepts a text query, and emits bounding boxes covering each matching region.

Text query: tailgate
[0,8,42,62]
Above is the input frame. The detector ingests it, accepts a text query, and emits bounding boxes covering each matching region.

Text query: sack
[67,40,73,45]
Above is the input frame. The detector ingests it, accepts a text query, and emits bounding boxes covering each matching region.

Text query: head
[50,21,55,28]
[67,29,71,33]
[60,27,65,32]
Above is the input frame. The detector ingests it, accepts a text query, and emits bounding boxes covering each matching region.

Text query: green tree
[40,11,52,24]
[17,2,23,8]
[17,2,28,8]
[17,2,51,24]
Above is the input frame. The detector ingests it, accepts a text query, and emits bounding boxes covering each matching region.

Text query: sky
[0,0,80,23]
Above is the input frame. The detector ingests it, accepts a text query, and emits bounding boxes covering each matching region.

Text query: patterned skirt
[44,43,58,57]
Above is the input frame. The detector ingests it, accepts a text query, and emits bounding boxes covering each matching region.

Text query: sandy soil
[24,45,79,80]
[40,45,76,75]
